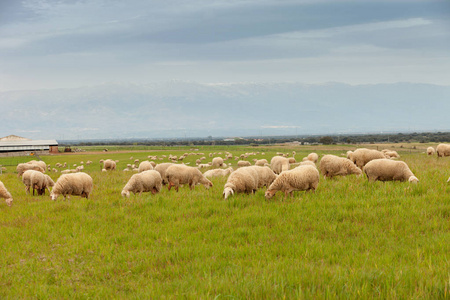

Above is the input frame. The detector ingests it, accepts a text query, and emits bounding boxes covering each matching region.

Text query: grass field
[0,144,449,298]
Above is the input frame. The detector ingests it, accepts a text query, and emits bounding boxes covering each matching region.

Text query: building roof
[0,138,58,147]
[0,135,31,142]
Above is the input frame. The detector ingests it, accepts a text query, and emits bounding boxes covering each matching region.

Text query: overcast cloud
[0,0,449,91]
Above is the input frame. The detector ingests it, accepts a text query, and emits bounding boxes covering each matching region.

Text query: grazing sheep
[0,181,13,206]
[363,159,418,183]
[197,163,212,169]
[211,157,224,168]
[299,160,317,168]
[248,166,277,188]
[50,172,93,201]
[204,167,233,179]
[22,170,38,194]
[436,144,450,157]
[237,161,252,168]
[154,163,175,185]
[165,164,213,192]
[30,172,55,195]
[270,156,290,174]
[28,160,47,171]
[348,148,387,169]
[121,170,162,197]
[138,161,154,172]
[265,165,319,199]
[254,159,268,166]
[288,157,296,164]
[223,166,259,199]
[427,147,435,156]
[303,153,319,163]
[319,155,362,178]
[382,149,400,159]
[16,163,44,177]
[102,159,116,171]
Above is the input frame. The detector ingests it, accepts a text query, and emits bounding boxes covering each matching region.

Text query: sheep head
[223,187,234,199]
[121,190,130,198]
[50,191,59,201]
[5,197,12,206]
[408,176,419,183]
[264,189,277,199]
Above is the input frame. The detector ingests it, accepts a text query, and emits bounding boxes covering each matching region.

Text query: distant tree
[319,136,334,145]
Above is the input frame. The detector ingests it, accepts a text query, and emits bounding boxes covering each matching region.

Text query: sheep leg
[167,182,173,191]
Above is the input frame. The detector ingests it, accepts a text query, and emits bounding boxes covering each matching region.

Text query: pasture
[0,145,449,298]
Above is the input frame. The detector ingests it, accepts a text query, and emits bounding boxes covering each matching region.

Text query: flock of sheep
[0,143,449,206]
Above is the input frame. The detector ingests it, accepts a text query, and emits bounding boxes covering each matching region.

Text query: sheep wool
[303,153,319,163]
[121,170,162,197]
[265,165,319,199]
[436,144,450,157]
[50,172,93,201]
[247,166,277,188]
[30,172,55,195]
[16,163,44,177]
[270,156,290,175]
[22,170,40,194]
[363,159,418,183]
[348,148,386,169]
[237,161,252,168]
[165,164,213,192]
[0,181,13,206]
[138,161,154,173]
[254,159,268,166]
[427,147,435,156]
[204,167,233,179]
[223,166,259,199]
[103,159,116,171]
[319,155,362,178]
[211,157,224,168]
[154,163,175,185]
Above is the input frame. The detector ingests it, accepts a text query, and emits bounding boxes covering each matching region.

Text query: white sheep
[50,172,93,201]
[27,160,47,171]
[154,163,175,185]
[165,164,213,192]
[30,172,55,195]
[102,159,116,171]
[254,159,268,166]
[203,167,233,179]
[223,166,259,199]
[248,166,277,188]
[288,157,296,164]
[363,159,418,183]
[427,147,435,156]
[121,170,162,197]
[270,156,290,174]
[299,160,317,168]
[138,161,154,172]
[348,148,387,169]
[319,155,362,178]
[211,157,224,168]
[382,149,400,159]
[265,165,319,199]
[436,144,450,157]
[237,160,252,168]
[303,153,319,163]
[0,181,13,206]
[16,163,44,177]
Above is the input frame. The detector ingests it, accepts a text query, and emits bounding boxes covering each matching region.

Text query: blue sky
[0,0,449,91]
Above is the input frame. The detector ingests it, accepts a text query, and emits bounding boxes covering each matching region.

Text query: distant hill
[1,81,449,140]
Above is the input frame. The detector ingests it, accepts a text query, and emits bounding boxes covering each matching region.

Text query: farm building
[0,135,58,156]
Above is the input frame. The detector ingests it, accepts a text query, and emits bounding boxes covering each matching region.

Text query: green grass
[0,146,449,298]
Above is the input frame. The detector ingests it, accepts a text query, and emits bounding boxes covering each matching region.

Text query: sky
[1,0,450,92]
